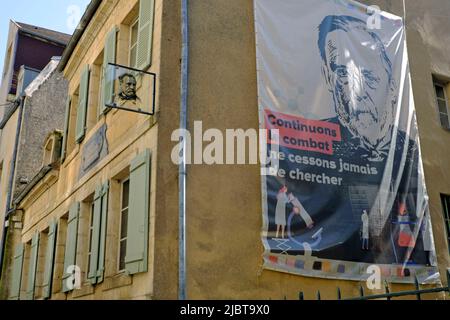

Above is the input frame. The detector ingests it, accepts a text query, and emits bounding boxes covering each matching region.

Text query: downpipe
[179,0,189,301]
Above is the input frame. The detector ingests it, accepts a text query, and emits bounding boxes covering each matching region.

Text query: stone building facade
[0,58,68,299]
[0,22,70,291]
[0,21,70,119]
[14,58,68,199]
[2,0,164,300]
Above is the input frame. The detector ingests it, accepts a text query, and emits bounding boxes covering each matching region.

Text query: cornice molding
[64,0,120,81]
[19,169,58,215]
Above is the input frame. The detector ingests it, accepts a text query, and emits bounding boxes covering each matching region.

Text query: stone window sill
[72,283,94,299]
[102,272,133,292]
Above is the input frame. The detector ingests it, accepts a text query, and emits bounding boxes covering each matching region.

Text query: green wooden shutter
[125,150,151,274]
[87,182,109,284]
[88,185,102,284]
[136,0,155,70]
[26,233,40,300]
[62,202,80,293]
[61,97,71,161]
[97,182,109,283]
[42,221,57,299]
[100,27,117,114]
[75,65,90,143]
[9,243,24,300]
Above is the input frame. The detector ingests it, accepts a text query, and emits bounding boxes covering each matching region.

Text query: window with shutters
[100,27,117,115]
[76,195,95,283]
[108,152,151,276]
[97,64,105,119]
[81,184,109,285]
[75,65,90,144]
[110,168,130,275]
[136,0,155,71]
[62,202,80,293]
[129,19,139,68]
[65,91,79,159]
[61,98,71,162]
[118,2,139,68]
[119,178,130,271]
[9,243,24,300]
[114,0,155,115]
[20,241,32,300]
[26,233,40,300]
[34,230,48,300]
[434,80,450,129]
[87,51,103,128]
[126,150,151,274]
[109,150,151,276]
[52,215,68,294]
[21,234,39,301]
[42,221,57,299]
[87,201,95,277]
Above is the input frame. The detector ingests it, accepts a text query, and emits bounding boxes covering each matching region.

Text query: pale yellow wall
[0,21,19,115]
[0,109,20,299]
[0,109,19,251]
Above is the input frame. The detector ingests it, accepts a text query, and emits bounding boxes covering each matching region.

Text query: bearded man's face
[325,29,394,147]
[120,75,137,98]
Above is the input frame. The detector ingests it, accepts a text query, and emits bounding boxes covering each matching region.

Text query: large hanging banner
[255,0,440,284]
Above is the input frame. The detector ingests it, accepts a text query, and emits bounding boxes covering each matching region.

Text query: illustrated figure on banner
[275,185,289,238]
[289,193,314,229]
[361,210,369,250]
[274,185,315,239]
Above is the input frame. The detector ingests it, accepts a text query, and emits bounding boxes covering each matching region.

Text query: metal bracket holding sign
[105,63,156,116]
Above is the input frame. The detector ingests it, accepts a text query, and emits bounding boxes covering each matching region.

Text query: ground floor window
[119,178,130,271]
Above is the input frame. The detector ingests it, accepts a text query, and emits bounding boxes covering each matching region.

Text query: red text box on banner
[264,109,341,155]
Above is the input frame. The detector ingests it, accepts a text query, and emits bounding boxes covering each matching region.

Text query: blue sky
[0,0,91,74]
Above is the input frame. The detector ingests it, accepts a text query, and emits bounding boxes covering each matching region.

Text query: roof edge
[18,29,68,47]
[25,57,61,97]
[13,20,71,46]
[13,165,55,208]
[57,0,103,72]
[0,102,19,129]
